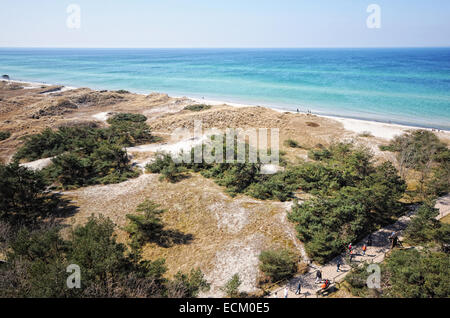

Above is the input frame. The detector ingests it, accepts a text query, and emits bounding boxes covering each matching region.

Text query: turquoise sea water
[0,48,449,130]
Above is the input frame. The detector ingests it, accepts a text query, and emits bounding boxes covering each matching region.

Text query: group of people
[296,108,313,115]
[346,239,370,263]
[277,237,378,298]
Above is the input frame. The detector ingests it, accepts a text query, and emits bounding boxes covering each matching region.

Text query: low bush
[0,163,59,225]
[183,104,212,112]
[221,274,242,298]
[258,249,297,282]
[283,139,301,148]
[0,131,11,141]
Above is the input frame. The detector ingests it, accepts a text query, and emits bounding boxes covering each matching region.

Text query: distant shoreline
[5,78,450,140]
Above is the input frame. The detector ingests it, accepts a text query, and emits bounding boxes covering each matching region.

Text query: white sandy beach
[7,79,450,141]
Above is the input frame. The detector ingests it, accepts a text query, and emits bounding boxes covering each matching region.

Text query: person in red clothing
[362,244,367,256]
[321,279,330,290]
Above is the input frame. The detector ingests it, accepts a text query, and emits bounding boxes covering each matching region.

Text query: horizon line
[1,46,450,50]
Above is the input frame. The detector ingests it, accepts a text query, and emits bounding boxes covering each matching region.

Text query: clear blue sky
[1,0,449,48]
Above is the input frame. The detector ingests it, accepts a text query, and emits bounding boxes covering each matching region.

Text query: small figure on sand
[315,270,322,283]
[362,244,367,256]
[295,282,301,295]
[389,231,399,249]
[336,260,341,272]
[284,286,289,298]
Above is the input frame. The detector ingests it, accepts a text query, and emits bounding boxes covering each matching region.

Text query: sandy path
[272,196,450,298]
[20,157,54,170]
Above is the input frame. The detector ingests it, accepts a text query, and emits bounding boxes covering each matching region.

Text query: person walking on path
[295,282,301,295]
[315,270,322,283]
[321,279,330,290]
[362,244,367,256]
[348,243,353,252]
[284,286,289,298]
[349,250,354,263]
[367,234,372,246]
[336,260,341,272]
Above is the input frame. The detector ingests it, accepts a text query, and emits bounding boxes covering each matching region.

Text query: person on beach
[295,282,301,295]
[315,270,322,283]
[284,286,289,298]
[362,244,367,256]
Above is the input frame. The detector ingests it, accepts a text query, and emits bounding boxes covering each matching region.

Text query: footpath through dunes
[271,194,450,299]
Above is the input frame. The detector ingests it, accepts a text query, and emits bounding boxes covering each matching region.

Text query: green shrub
[0,163,58,225]
[146,153,185,183]
[43,141,139,189]
[115,89,130,94]
[171,268,210,298]
[404,202,449,247]
[258,249,297,282]
[0,131,11,141]
[283,139,301,148]
[125,200,165,247]
[345,264,372,297]
[358,131,373,138]
[221,274,242,298]
[183,104,212,112]
[1,214,208,298]
[383,249,450,298]
[106,112,147,125]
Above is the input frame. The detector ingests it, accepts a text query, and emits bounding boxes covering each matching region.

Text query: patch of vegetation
[170,268,211,298]
[146,153,187,183]
[380,130,449,198]
[0,215,209,298]
[358,131,373,138]
[106,112,147,125]
[125,199,193,249]
[43,142,139,189]
[288,143,407,264]
[345,248,450,298]
[283,139,302,148]
[0,131,11,141]
[115,89,130,94]
[258,249,298,283]
[146,137,295,200]
[183,104,212,112]
[404,202,450,247]
[13,114,158,189]
[221,274,242,298]
[306,122,319,127]
[0,163,59,225]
